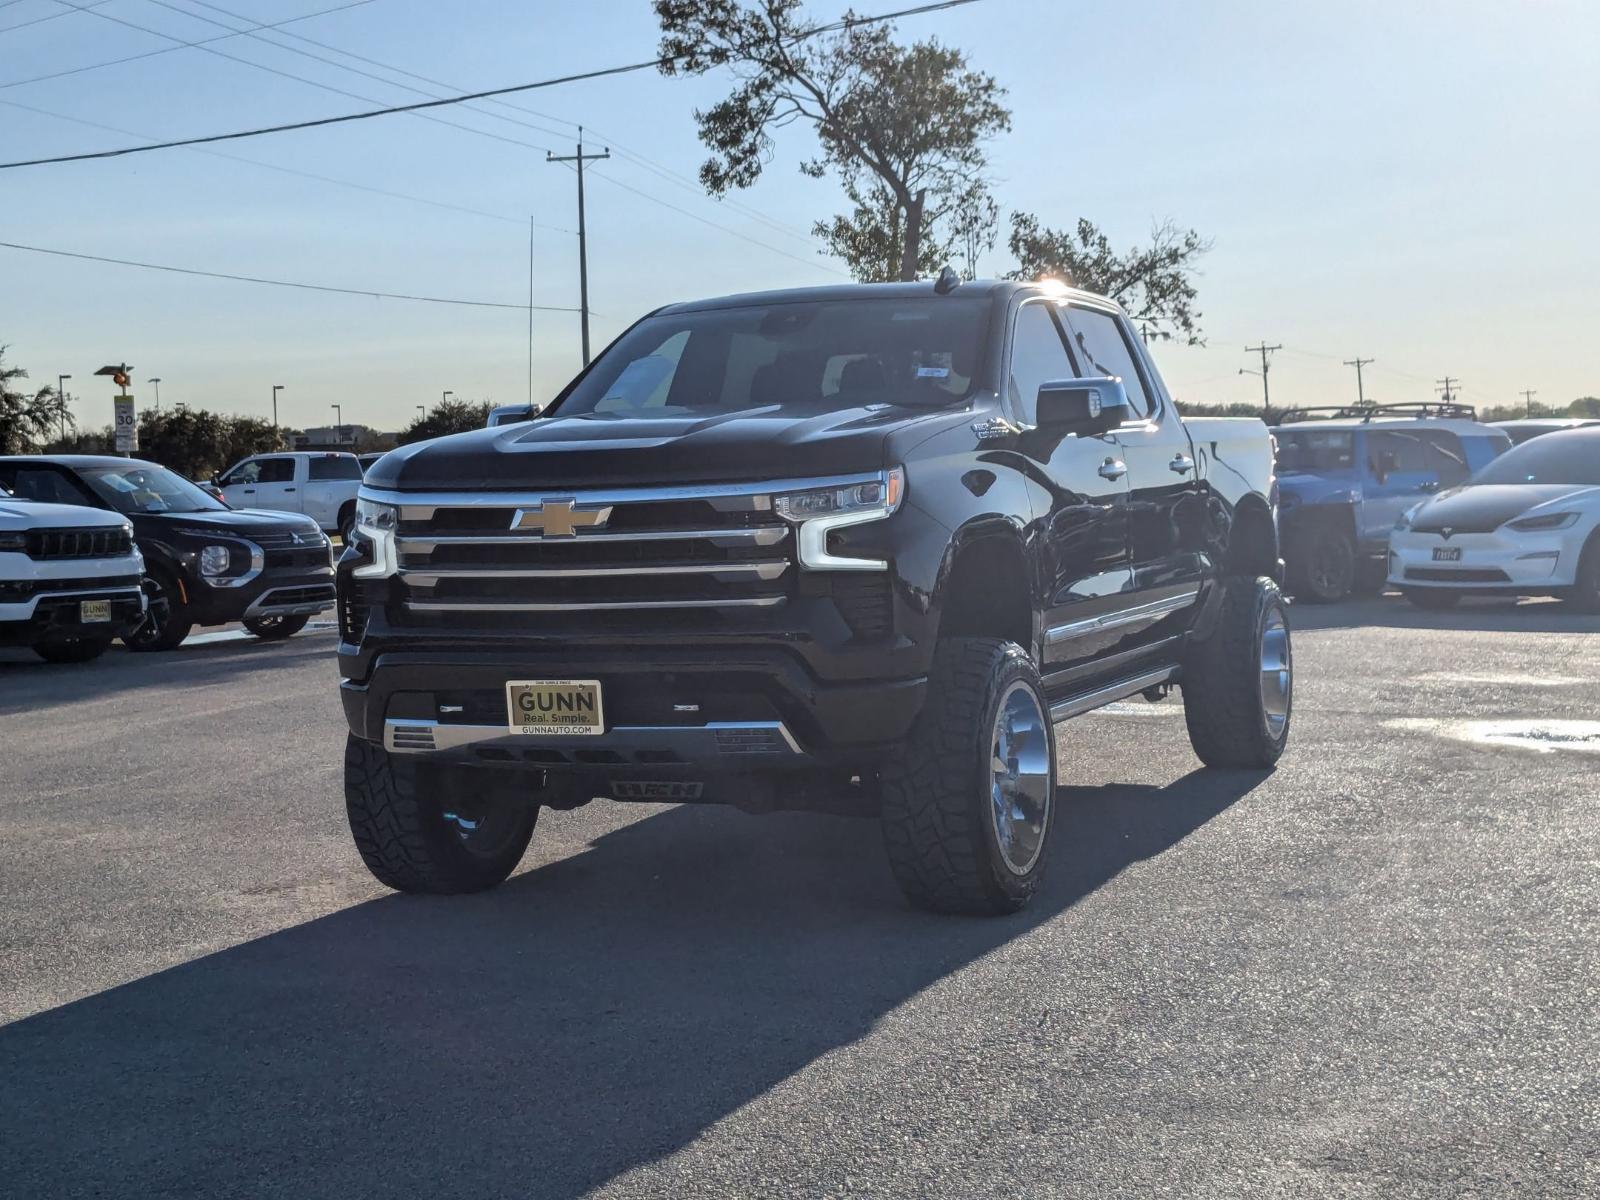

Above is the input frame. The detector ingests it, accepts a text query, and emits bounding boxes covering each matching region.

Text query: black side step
[1048,666,1182,724]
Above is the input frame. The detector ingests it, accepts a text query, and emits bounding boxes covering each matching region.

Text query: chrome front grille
[390,487,794,617]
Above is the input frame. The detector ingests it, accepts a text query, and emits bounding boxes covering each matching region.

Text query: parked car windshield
[77,464,228,514]
[1468,433,1600,486]
[1274,428,1356,471]
[550,297,990,418]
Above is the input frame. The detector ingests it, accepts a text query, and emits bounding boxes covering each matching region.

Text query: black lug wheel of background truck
[1181,576,1293,769]
[243,613,310,640]
[1288,529,1355,603]
[123,572,192,652]
[881,638,1056,916]
[344,734,538,894]
[32,636,112,664]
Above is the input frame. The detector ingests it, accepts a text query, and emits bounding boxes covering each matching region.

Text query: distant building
[292,424,396,452]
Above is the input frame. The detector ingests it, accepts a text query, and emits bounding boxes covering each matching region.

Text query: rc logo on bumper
[612,781,705,800]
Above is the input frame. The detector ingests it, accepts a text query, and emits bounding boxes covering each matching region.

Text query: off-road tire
[1402,587,1461,611]
[1287,528,1355,603]
[1563,534,1600,614]
[243,613,311,640]
[880,638,1055,916]
[344,734,537,894]
[1182,576,1292,769]
[33,637,112,664]
[123,570,193,651]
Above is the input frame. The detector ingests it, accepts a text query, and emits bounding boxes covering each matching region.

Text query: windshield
[1469,433,1600,486]
[1275,429,1355,471]
[78,464,228,514]
[551,298,989,419]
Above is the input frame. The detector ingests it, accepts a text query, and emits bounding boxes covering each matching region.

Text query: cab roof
[651,279,1118,316]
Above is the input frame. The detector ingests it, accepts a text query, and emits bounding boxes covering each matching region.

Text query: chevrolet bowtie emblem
[511,499,613,538]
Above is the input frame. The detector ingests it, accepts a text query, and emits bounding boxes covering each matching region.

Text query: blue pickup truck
[1274,405,1512,602]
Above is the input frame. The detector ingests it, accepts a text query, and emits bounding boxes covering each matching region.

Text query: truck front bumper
[340,647,926,775]
[0,584,145,646]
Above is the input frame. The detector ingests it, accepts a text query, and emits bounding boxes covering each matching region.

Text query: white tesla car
[1388,426,1600,611]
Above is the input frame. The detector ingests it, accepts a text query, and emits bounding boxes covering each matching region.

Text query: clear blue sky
[2,0,1596,433]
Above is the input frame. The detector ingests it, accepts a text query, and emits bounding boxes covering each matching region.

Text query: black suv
[339,281,1287,914]
[0,456,335,650]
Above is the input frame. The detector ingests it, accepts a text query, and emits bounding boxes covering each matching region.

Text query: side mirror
[1036,376,1129,436]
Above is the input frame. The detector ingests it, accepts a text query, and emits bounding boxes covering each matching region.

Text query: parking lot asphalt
[1,597,1596,1198]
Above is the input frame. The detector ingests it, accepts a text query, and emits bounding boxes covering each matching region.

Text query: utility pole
[148,377,162,412]
[272,384,284,428]
[1240,342,1282,416]
[1342,356,1374,407]
[1519,388,1537,418]
[547,127,609,366]
[56,374,70,442]
[1435,376,1460,406]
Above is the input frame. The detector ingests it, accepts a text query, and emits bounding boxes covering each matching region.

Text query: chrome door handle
[1169,455,1195,474]
[1098,459,1128,481]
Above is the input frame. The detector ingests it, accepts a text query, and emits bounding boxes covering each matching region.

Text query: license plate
[505,679,603,736]
[1432,547,1462,562]
[80,599,112,622]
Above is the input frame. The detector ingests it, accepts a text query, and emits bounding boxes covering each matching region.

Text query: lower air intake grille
[1405,567,1510,583]
[389,724,437,752]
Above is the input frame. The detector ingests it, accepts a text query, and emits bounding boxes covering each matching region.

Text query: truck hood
[1410,483,1600,534]
[367,404,940,491]
[0,499,131,532]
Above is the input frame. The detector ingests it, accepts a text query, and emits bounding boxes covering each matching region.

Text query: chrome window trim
[1045,587,1201,646]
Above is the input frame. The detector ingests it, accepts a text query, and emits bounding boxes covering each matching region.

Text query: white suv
[0,485,146,662]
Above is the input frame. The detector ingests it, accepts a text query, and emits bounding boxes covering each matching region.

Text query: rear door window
[307,456,362,481]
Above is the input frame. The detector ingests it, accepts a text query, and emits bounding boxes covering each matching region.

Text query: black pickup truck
[339,280,1289,915]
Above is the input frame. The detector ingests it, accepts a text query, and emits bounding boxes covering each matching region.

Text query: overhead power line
[0,239,580,311]
[0,0,985,170]
[0,0,378,92]
[0,96,575,232]
[0,0,112,36]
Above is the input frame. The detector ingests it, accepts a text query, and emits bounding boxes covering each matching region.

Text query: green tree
[1007,214,1212,345]
[134,408,284,480]
[397,398,493,445]
[655,1,1010,281]
[0,346,72,454]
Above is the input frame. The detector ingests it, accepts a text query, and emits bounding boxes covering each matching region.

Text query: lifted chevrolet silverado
[339,280,1290,915]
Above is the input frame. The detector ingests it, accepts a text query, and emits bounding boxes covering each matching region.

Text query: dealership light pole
[442,389,453,406]
[331,403,343,446]
[271,384,283,428]
[148,377,162,412]
[56,374,70,441]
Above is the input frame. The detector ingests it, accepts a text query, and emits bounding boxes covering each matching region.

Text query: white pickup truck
[215,452,364,539]
[0,485,146,662]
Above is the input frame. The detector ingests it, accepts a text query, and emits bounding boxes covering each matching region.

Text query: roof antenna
[933,265,960,295]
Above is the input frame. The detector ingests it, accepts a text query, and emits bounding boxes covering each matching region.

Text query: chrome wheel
[988,680,1052,876]
[442,798,525,859]
[1260,608,1292,738]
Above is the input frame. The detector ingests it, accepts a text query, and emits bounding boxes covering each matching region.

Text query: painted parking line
[183,621,339,648]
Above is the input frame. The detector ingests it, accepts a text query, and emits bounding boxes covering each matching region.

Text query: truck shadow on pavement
[1288,593,1592,634]
[0,767,1267,1199]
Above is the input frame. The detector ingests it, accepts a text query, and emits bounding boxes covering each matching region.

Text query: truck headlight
[1506,511,1578,532]
[199,545,232,576]
[354,497,399,579]
[774,468,904,571]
